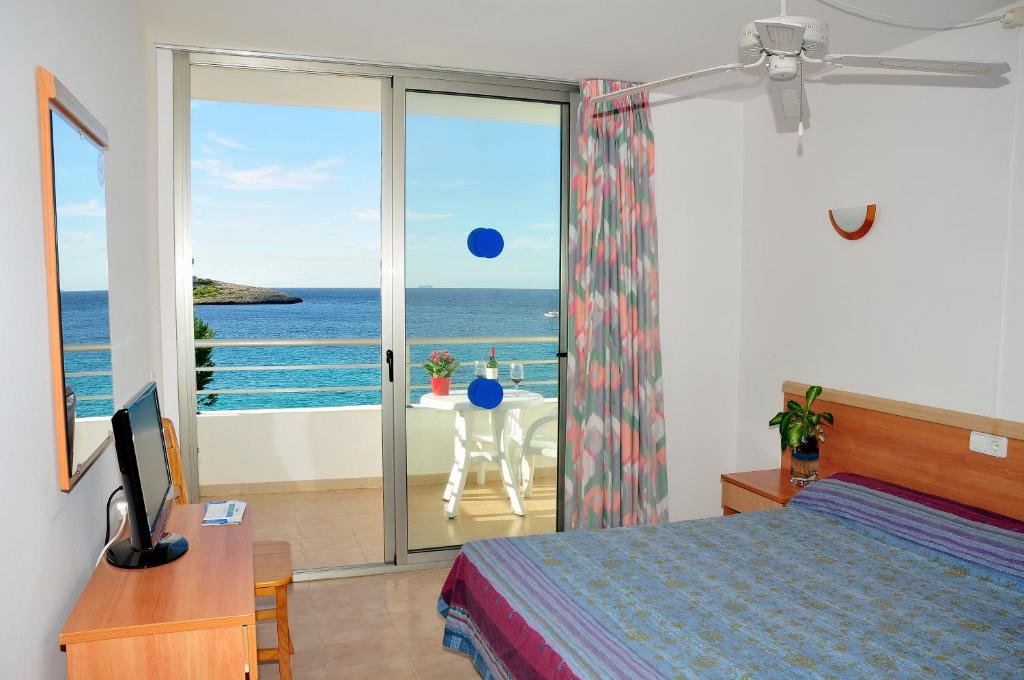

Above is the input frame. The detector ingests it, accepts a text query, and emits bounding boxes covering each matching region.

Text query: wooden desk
[721,468,800,515]
[61,504,258,679]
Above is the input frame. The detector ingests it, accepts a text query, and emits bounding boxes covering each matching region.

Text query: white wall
[735,21,1024,472]
[199,407,385,485]
[652,97,745,520]
[197,403,558,486]
[997,32,1024,418]
[0,2,158,677]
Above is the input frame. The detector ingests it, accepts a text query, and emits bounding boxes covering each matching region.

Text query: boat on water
[544,310,559,318]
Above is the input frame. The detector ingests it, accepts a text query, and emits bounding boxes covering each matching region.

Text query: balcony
[69,336,558,569]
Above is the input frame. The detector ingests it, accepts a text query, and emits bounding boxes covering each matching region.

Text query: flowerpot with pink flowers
[424,349,459,396]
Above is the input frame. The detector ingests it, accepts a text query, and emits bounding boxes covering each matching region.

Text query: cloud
[407,211,454,221]
[208,132,245,150]
[57,199,105,218]
[192,157,343,191]
[353,207,451,221]
[352,207,381,221]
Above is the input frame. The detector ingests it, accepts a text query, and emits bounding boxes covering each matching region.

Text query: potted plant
[769,385,834,485]
[424,350,459,396]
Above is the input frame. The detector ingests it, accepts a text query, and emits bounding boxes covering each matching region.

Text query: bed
[438,384,1024,679]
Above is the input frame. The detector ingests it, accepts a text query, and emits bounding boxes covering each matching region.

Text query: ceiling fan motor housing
[766,55,799,80]
[739,15,829,65]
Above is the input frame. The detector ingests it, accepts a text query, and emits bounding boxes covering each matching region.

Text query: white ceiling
[143,0,1012,100]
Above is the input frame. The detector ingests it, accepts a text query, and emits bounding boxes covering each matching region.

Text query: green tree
[194,313,217,408]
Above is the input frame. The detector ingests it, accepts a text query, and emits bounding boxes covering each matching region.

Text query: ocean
[62,288,560,416]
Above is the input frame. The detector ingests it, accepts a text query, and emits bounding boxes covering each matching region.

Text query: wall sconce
[829,204,876,241]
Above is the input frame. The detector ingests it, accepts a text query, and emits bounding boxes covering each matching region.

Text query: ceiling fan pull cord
[814,0,1006,30]
[797,61,805,137]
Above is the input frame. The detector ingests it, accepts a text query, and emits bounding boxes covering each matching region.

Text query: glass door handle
[555,351,568,358]
[386,349,394,382]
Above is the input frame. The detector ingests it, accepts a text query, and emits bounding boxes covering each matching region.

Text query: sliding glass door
[185,64,392,571]
[394,81,569,558]
[174,53,571,572]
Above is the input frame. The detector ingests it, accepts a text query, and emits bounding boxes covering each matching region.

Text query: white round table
[418,389,544,518]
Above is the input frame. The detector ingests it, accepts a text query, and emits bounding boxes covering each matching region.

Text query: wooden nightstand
[721,468,801,515]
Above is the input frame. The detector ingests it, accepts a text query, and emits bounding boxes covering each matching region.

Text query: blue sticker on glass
[467,227,504,258]
[467,377,503,409]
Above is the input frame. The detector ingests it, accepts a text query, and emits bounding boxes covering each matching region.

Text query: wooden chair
[254,541,294,679]
[162,418,189,504]
[161,418,294,680]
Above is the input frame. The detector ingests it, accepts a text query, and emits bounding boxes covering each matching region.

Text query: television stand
[105,532,189,569]
[62,504,257,679]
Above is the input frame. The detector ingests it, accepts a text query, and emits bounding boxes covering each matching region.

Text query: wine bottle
[486,346,499,380]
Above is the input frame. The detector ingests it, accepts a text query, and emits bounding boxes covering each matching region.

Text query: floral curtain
[564,80,669,530]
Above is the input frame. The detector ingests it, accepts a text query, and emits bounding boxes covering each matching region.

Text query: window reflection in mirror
[50,107,112,483]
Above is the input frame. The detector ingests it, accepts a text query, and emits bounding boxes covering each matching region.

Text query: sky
[190,94,562,290]
[53,111,109,291]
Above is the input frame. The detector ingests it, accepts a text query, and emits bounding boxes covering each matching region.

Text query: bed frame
[783,381,1024,521]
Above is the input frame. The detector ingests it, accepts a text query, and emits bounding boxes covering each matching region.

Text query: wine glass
[509,362,524,392]
[474,360,485,378]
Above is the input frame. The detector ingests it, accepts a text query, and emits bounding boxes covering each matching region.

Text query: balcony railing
[64,343,114,403]
[64,336,559,411]
[196,335,558,408]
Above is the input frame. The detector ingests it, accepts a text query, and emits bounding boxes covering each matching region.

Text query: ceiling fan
[592,0,1013,134]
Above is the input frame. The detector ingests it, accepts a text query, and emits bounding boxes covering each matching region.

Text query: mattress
[438,474,1024,679]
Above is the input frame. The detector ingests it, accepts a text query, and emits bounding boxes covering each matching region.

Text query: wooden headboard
[783,381,1024,521]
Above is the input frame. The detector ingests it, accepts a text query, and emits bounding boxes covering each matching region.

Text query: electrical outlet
[1003,7,1024,28]
[969,431,1008,458]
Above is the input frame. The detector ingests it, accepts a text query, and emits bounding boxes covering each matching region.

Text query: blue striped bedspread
[439,476,1024,679]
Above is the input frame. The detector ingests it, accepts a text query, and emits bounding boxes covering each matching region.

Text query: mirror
[37,66,113,491]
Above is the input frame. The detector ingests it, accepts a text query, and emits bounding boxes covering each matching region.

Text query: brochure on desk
[202,500,247,526]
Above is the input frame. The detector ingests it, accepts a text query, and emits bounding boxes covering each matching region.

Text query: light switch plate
[969,431,1008,458]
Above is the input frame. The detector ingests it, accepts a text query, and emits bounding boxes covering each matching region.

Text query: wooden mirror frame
[37,66,111,491]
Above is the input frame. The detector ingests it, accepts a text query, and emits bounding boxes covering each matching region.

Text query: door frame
[168,47,576,575]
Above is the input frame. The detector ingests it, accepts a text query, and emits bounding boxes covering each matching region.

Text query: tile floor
[255,568,478,680]
[203,476,555,570]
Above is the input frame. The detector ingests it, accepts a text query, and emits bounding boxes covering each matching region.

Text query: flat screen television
[106,382,188,569]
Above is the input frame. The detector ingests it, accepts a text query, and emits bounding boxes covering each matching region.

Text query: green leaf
[779,412,795,450]
[805,385,822,408]
[769,412,785,427]
[809,413,820,427]
[787,424,805,449]
[820,412,834,425]
[787,400,805,415]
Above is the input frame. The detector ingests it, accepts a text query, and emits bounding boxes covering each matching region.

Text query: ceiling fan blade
[755,20,806,55]
[590,63,746,103]
[767,78,809,133]
[824,54,1010,77]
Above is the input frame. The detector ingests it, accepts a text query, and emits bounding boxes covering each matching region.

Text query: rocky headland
[193,277,302,305]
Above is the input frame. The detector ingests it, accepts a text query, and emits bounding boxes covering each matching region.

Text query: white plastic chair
[519,411,558,497]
